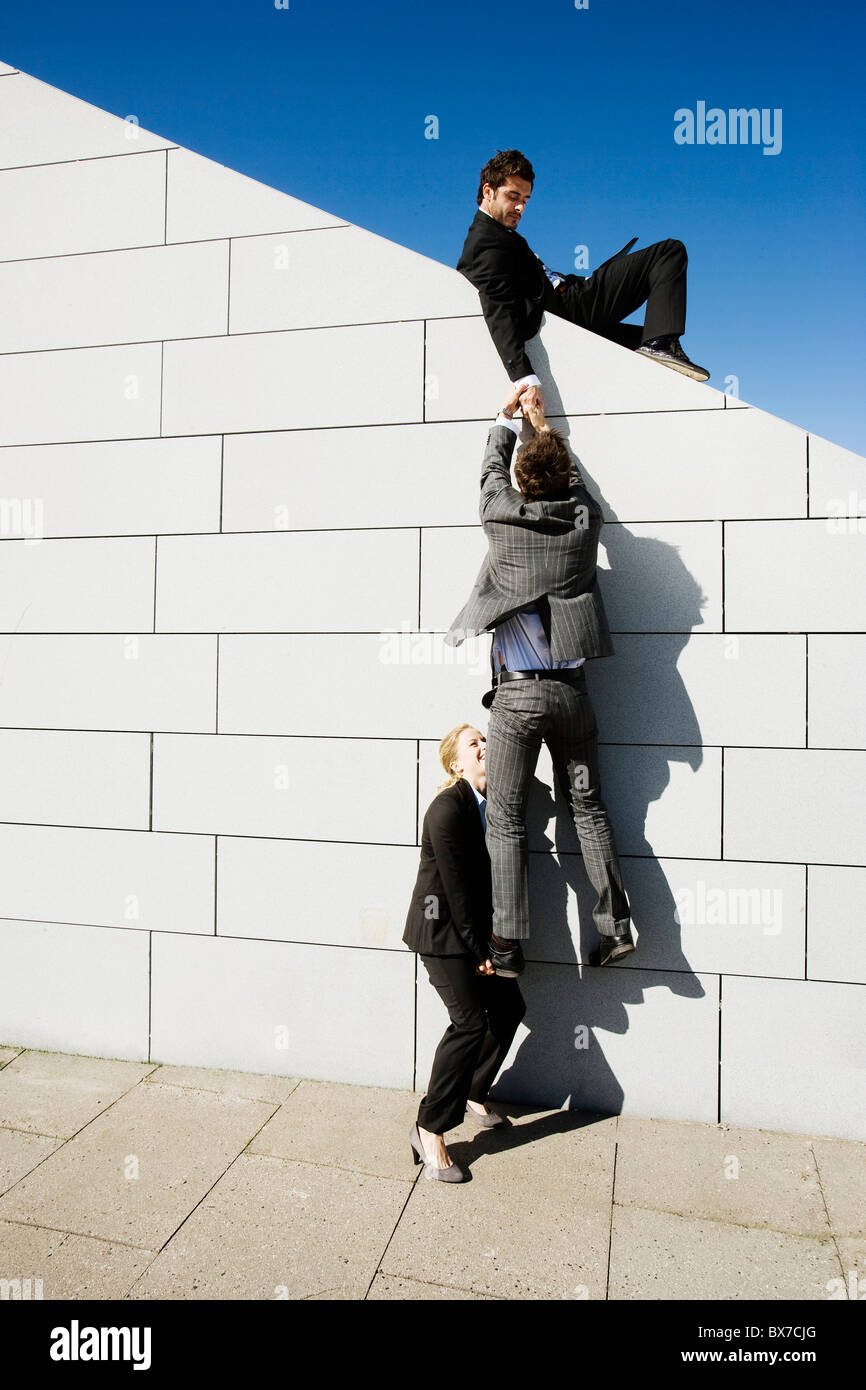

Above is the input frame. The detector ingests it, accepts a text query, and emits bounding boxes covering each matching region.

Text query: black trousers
[417,954,526,1135]
[547,238,687,350]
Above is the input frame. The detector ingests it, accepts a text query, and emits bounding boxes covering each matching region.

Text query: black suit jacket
[456,208,557,380]
[402,777,491,962]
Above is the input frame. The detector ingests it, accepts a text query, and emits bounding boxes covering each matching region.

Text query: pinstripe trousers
[484,671,631,941]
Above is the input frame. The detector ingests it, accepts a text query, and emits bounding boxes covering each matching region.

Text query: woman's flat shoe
[465,1104,511,1129]
[410,1123,467,1182]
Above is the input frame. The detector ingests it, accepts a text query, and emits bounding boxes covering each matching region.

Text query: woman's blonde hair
[437,723,473,791]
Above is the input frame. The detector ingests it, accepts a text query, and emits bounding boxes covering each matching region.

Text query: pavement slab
[608,1204,843,1300]
[0,1081,276,1248]
[811,1136,866,1238]
[614,1115,829,1235]
[381,1108,617,1300]
[367,1272,498,1299]
[0,1126,62,1196]
[125,1152,413,1300]
[0,1050,154,1138]
[249,1078,421,1179]
[0,1218,154,1299]
[144,1063,301,1105]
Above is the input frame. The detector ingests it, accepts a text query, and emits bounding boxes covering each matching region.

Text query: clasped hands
[500,383,549,432]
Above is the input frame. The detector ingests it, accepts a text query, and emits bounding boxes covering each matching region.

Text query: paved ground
[0,1043,863,1301]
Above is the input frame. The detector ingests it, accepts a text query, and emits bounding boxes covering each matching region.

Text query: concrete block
[568,405,807,522]
[229,225,477,333]
[589,633,805,747]
[0,342,161,446]
[222,421,485,532]
[721,976,866,1141]
[725,520,866,631]
[150,933,415,1087]
[217,836,419,949]
[419,525,487,631]
[0,72,172,168]
[417,958,719,1122]
[166,146,346,242]
[162,321,423,435]
[420,735,720,862]
[218,632,489,737]
[0,537,155,632]
[424,311,727,422]
[0,635,216,730]
[0,823,214,934]
[0,923,150,1061]
[152,733,416,842]
[808,432,866,518]
[0,436,222,538]
[0,241,229,352]
[0,729,151,829]
[598,743,722,860]
[525,852,804,978]
[419,522,723,636]
[808,635,866,749]
[725,748,866,866]
[807,866,866,985]
[599,522,723,632]
[156,530,419,633]
[0,151,167,260]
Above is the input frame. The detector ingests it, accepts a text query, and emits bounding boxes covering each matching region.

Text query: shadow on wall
[487,372,708,1113]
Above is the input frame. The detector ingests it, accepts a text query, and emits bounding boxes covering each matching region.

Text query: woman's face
[453,727,486,787]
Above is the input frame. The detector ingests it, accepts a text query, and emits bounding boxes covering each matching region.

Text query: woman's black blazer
[402,777,491,963]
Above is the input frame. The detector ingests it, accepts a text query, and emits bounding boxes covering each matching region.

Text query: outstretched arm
[479,384,525,517]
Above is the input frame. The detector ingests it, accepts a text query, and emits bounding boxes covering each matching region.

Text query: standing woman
[403,723,526,1182]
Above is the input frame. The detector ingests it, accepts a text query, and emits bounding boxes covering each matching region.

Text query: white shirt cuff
[494,413,522,437]
[511,373,541,389]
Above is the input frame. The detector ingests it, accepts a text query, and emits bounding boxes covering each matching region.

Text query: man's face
[452,727,487,792]
[482,175,532,229]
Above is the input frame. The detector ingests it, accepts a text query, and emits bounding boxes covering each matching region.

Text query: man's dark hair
[514,428,571,501]
[476,149,535,205]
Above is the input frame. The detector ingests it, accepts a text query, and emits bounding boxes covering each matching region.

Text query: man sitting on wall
[445,384,634,980]
[457,148,709,415]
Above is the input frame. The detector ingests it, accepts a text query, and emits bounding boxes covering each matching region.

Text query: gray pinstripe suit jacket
[445,424,614,663]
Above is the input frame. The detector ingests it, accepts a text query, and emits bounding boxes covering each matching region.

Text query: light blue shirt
[492,605,585,672]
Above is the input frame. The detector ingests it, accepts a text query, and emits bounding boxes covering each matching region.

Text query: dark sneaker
[588,928,636,967]
[488,940,525,978]
[637,336,709,382]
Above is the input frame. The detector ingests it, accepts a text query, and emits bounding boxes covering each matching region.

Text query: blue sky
[5,0,865,454]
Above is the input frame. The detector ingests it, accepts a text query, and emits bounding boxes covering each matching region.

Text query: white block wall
[1,63,864,1139]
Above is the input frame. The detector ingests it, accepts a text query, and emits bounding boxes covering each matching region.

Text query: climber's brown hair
[476,149,535,205]
[513,428,571,501]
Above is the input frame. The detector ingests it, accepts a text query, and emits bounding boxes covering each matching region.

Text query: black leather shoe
[488,939,525,978]
[637,336,709,382]
[589,928,635,967]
